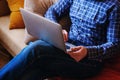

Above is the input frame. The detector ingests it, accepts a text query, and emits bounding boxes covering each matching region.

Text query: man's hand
[62,29,87,62]
[62,29,68,42]
[67,46,87,62]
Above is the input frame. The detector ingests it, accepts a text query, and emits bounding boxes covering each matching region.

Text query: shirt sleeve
[44,0,73,22]
[86,5,120,60]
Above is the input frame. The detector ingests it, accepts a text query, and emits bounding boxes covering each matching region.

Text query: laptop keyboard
[65,42,76,49]
[66,44,71,49]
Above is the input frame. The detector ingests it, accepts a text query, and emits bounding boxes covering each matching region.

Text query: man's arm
[86,5,120,60]
[44,0,73,22]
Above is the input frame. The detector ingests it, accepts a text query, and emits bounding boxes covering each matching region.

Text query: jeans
[0,40,103,80]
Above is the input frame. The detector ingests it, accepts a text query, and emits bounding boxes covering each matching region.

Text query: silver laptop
[20,8,76,52]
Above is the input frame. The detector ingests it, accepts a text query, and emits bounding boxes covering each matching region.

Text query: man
[0,0,120,80]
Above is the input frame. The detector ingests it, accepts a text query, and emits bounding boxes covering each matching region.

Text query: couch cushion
[0,15,26,56]
[0,0,10,16]
[24,0,57,16]
[7,0,25,29]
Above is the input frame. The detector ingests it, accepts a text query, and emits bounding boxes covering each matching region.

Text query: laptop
[20,8,76,52]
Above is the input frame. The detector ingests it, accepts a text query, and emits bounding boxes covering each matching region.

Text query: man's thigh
[45,57,103,79]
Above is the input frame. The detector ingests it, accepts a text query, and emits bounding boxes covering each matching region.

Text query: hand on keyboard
[67,46,87,62]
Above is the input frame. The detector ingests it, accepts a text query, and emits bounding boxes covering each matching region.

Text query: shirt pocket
[94,8,107,24]
[78,6,107,27]
[77,6,99,24]
[84,7,107,24]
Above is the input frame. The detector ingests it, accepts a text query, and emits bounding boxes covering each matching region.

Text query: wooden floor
[0,44,12,69]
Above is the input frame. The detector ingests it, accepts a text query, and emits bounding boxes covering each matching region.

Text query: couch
[0,0,120,80]
[0,0,26,56]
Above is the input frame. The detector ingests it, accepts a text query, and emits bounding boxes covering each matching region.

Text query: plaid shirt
[44,0,120,60]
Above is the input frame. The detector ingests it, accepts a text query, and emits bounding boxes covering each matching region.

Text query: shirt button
[86,34,91,37]
[80,18,82,21]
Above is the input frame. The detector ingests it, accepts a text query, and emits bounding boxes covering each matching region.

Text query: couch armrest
[0,16,26,56]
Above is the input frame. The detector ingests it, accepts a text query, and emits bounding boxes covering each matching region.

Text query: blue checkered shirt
[44,0,120,60]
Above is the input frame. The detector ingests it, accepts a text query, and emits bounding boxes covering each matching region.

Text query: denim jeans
[0,40,103,80]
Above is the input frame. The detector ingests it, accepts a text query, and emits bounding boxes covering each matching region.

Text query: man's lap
[20,40,103,79]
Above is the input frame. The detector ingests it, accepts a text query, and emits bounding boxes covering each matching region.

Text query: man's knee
[27,40,55,53]
[28,40,49,49]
